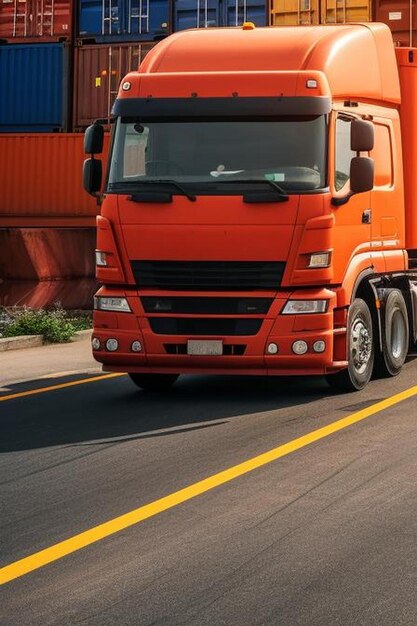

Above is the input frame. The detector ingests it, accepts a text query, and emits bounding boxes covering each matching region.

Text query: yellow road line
[0,373,125,402]
[1,382,417,585]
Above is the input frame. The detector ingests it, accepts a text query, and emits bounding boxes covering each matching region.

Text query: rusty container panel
[0,0,73,42]
[0,228,97,279]
[270,0,320,25]
[375,1,417,46]
[0,133,110,226]
[0,277,98,309]
[73,42,156,129]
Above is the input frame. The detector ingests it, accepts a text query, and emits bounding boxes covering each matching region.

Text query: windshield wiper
[229,179,289,198]
[110,179,196,202]
[144,179,196,202]
[223,178,289,203]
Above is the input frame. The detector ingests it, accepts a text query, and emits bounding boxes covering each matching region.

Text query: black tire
[128,373,179,391]
[374,289,409,378]
[326,298,374,392]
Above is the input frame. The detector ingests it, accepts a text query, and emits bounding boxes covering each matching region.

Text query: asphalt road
[2,360,417,625]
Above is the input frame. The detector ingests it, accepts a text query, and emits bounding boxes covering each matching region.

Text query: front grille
[141,296,273,315]
[149,318,262,336]
[164,344,246,355]
[132,261,285,290]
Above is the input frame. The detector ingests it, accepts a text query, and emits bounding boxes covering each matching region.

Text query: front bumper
[92,287,342,376]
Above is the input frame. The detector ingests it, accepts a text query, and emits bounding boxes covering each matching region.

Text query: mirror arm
[331,191,354,207]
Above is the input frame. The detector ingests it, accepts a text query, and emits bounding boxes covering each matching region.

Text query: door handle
[362,209,372,224]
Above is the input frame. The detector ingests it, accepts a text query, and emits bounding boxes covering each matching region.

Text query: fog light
[292,340,308,355]
[131,341,142,352]
[313,340,326,353]
[267,343,278,354]
[106,338,119,352]
[92,337,101,350]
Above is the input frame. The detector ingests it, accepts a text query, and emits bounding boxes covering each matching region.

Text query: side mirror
[331,156,374,206]
[351,119,374,152]
[83,158,102,195]
[350,156,374,194]
[84,122,104,155]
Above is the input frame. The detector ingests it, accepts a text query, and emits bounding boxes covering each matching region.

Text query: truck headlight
[308,252,331,268]
[94,297,131,313]
[282,300,328,314]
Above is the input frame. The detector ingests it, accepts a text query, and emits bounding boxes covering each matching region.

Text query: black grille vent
[132,261,285,290]
[149,318,262,336]
[164,344,246,355]
[141,296,273,315]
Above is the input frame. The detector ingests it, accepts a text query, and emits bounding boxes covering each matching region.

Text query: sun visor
[112,96,331,119]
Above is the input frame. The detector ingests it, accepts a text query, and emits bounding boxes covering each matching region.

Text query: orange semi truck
[83,23,417,391]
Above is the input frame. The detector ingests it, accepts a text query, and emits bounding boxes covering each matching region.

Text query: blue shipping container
[174,0,267,30]
[0,43,69,133]
[78,0,169,41]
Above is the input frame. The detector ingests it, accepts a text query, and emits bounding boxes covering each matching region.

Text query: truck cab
[84,23,417,391]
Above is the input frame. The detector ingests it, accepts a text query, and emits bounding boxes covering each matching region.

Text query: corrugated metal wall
[0,133,109,225]
[0,43,70,132]
[375,0,417,46]
[174,0,267,30]
[270,0,371,26]
[0,0,73,42]
[77,0,169,41]
[73,42,155,128]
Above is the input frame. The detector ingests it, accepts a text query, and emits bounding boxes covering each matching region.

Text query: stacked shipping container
[0,0,267,301]
[0,0,415,133]
[0,0,269,133]
[1,0,417,304]
[270,0,417,47]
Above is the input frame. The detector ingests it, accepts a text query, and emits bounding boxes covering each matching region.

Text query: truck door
[369,121,402,271]
[332,114,371,279]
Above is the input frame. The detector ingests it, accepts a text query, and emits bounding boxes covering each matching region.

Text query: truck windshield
[108,116,327,192]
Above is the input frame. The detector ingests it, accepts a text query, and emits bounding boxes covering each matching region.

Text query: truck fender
[336,254,374,309]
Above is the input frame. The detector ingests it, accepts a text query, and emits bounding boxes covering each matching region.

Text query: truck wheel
[374,289,409,378]
[326,298,374,392]
[128,373,179,391]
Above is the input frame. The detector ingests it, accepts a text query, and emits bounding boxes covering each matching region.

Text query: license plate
[187,340,223,356]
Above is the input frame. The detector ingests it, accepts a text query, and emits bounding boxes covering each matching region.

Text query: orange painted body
[91,24,416,377]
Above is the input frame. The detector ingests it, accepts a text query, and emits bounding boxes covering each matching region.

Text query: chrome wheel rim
[351,317,372,374]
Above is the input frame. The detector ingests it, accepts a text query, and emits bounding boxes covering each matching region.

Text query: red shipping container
[0,132,109,227]
[375,0,417,46]
[73,42,156,129]
[0,0,73,42]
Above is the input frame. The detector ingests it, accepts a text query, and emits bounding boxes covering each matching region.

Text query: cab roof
[140,23,400,105]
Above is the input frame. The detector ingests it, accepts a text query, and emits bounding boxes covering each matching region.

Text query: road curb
[0,335,43,352]
[0,329,92,352]
[74,329,93,339]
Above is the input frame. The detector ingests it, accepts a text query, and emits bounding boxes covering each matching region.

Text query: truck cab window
[108,115,327,192]
[123,124,149,178]
[371,124,392,187]
[335,116,356,191]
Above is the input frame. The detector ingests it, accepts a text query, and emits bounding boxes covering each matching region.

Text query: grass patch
[0,305,92,344]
